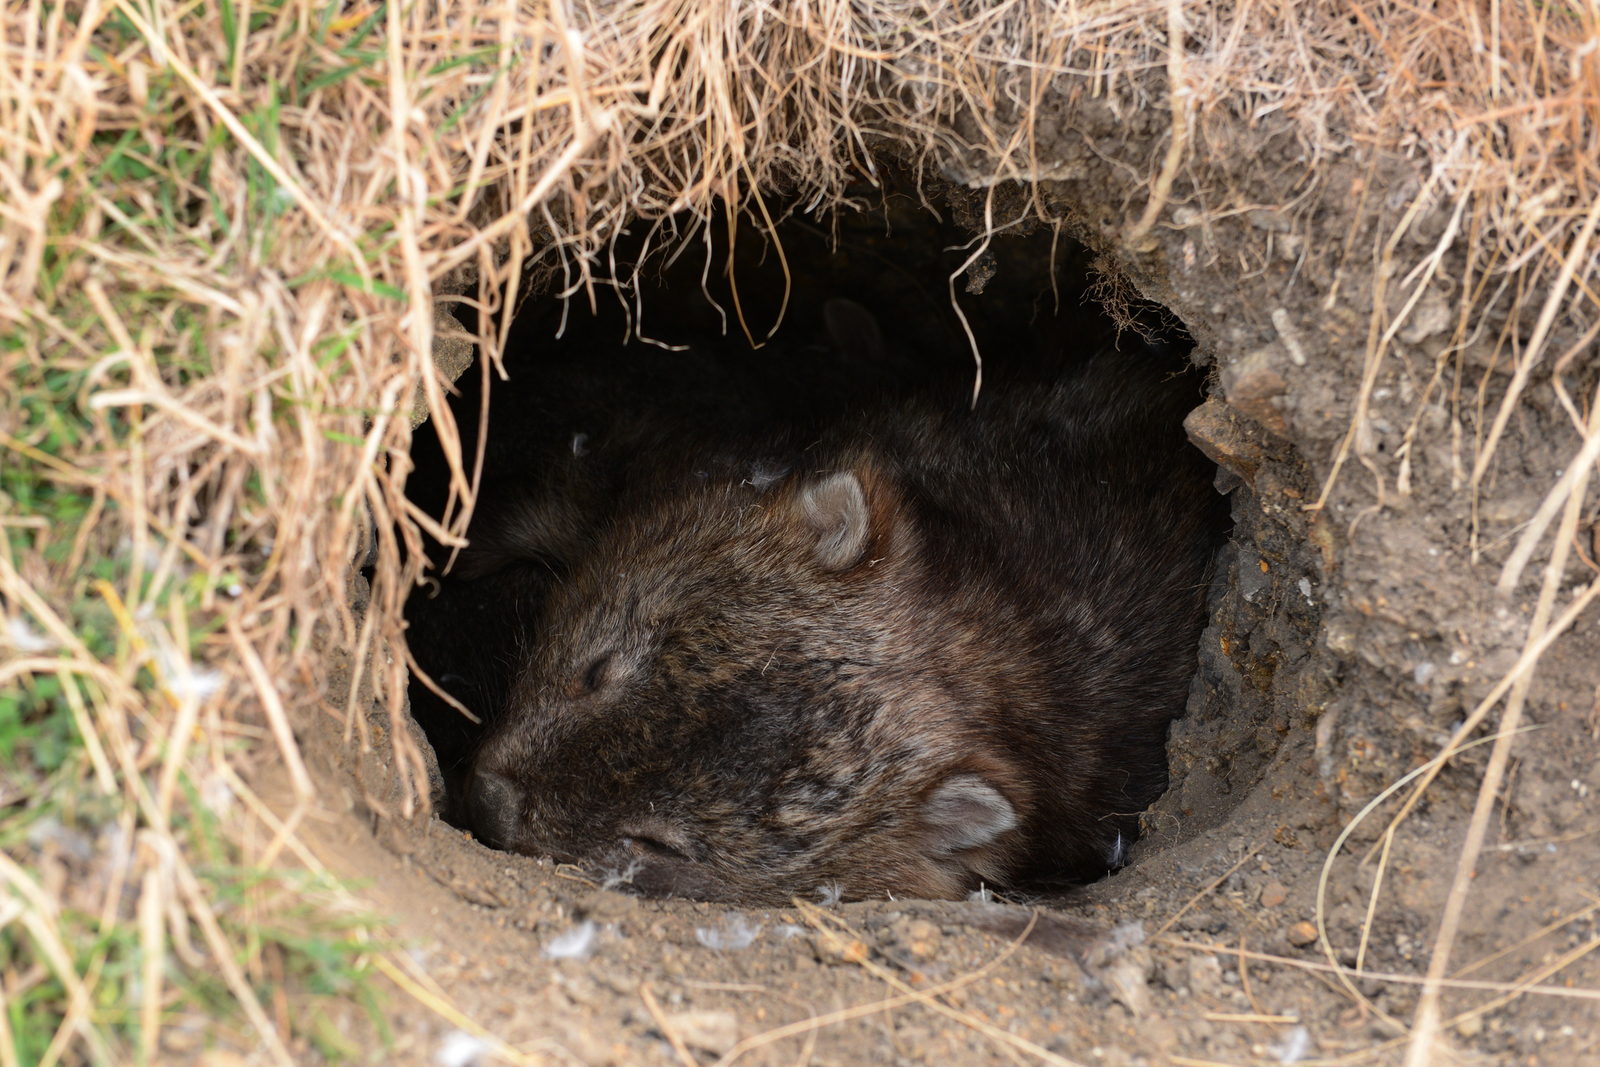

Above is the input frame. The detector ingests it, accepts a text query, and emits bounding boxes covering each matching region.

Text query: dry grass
[2,0,1599,1061]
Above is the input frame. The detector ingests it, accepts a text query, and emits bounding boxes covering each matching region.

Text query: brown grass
[2,0,1599,1060]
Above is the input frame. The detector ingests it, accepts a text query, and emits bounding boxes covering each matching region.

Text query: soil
[285,103,1600,1066]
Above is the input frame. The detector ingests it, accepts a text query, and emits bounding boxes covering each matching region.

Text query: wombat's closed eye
[570,654,610,696]
[459,323,1229,905]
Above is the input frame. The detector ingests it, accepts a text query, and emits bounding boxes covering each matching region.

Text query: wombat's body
[464,359,1228,904]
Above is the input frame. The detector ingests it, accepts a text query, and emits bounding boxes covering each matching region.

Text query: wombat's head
[464,459,1030,903]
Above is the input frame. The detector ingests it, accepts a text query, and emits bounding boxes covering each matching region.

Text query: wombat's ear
[454,494,587,580]
[921,775,1018,855]
[823,298,883,366]
[799,470,871,571]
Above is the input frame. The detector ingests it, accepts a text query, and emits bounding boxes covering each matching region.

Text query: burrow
[299,148,1600,1057]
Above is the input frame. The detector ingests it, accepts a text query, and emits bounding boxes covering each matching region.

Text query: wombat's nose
[466,769,522,851]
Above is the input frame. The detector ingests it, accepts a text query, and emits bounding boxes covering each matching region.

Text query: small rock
[1248,208,1292,233]
[1322,622,1358,656]
[1397,286,1450,343]
[1456,1014,1484,1038]
[1286,921,1319,947]
[902,918,941,960]
[1105,957,1153,1017]
[1237,555,1273,604]
[811,933,870,965]
[1183,398,1271,485]
[1259,882,1288,908]
[1220,348,1290,435]
[964,249,998,295]
[1186,954,1223,997]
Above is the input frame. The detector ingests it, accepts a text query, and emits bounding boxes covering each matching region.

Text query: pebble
[1259,882,1288,908]
[901,918,942,960]
[1286,921,1319,947]
[812,934,870,965]
[1186,954,1223,996]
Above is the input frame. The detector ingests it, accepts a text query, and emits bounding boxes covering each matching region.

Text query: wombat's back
[867,363,1227,879]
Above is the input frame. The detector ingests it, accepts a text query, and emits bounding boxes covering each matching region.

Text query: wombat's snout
[465,767,522,851]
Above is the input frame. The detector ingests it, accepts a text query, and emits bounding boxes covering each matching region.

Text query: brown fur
[464,359,1228,904]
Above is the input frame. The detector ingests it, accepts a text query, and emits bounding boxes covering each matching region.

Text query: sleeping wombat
[403,298,921,816]
[461,356,1229,904]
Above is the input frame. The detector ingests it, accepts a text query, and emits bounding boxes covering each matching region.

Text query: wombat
[460,355,1228,904]
[402,298,926,818]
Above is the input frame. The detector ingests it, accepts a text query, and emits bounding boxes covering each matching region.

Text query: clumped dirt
[289,128,1600,1066]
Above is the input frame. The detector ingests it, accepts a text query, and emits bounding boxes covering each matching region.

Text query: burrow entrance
[397,174,1316,896]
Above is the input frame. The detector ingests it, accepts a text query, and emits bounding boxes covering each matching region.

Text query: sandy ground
[291,655,1600,1066]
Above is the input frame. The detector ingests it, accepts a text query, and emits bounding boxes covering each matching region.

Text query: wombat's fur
[403,299,934,807]
[462,357,1228,904]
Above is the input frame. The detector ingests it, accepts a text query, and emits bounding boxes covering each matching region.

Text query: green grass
[0,0,487,1059]
[1,362,392,1066]
[0,676,81,780]
[0,768,395,1063]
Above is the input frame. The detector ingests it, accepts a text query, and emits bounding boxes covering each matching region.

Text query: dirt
[284,94,1600,1066]
[293,661,1600,1067]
